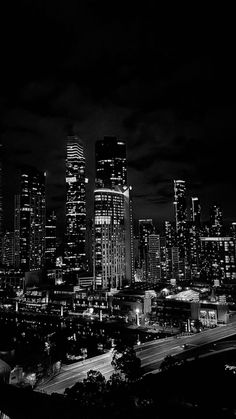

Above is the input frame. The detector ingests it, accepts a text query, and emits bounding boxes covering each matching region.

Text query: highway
[36,320,236,394]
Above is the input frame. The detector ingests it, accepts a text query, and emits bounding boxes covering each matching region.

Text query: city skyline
[2,6,236,417]
[1,136,236,237]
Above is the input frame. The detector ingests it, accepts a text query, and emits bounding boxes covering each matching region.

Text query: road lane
[36,320,236,394]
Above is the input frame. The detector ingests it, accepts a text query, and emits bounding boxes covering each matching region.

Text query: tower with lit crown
[64,134,87,271]
[94,137,133,289]
[173,180,188,280]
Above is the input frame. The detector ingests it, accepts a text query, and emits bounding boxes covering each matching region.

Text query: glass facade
[64,135,87,271]
[14,166,46,271]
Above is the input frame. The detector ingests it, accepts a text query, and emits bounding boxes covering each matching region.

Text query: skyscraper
[64,134,87,271]
[138,219,154,281]
[95,137,127,188]
[148,233,161,284]
[14,166,46,271]
[94,137,133,289]
[173,180,188,279]
[164,221,175,281]
[189,197,201,279]
[200,236,236,285]
[94,186,133,289]
[45,211,57,269]
[210,204,223,236]
[2,231,14,267]
[191,197,201,226]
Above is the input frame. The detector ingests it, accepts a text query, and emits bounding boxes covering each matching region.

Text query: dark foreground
[1,349,236,419]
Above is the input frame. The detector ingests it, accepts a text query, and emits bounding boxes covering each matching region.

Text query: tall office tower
[95,137,127,188]
[171,247,180,281]
[173,180,187,254]
[200,237,236,285]
[94,137,133,289]
[14,166,46,271]
[138,219,154,281]
[45,211,57,269]
[2,231,14,267]
[148,233,161,284]
[164,221,175,281]
[191,197,201,226]
[160,236,167,281]
[64,135,87,271]
[0,144,3,264]
[210,204,223,236]
[165,221,175,247]
[173,180,188,279]
[189,197,201,279]
[94,186,133,289]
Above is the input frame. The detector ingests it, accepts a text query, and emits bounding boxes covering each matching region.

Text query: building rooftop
[166,289,200,302]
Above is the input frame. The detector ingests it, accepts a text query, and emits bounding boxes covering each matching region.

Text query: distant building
[138,219,154,281]
[210,204,223,236]
[173,180,187,256]
[148,233,161,284]
[189,197,201,279]
[200,237,236,284]
[173,180,188,279]
[64,134,87,272]
[2,231,14,267]
[45,211,57,269]
[14,166,46,271]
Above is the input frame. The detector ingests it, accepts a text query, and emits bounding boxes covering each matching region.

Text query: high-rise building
[94,137,133,289]
[200,236,236,285]
[14,166,46,271]
[164,221,175,281]
[191,197,201,226]
[189,197,201,279]
[94,186,133,289]
[173,180,187,254]
[95,137,127,188]
[2,231,14,267]
[160,236,167,281]
[138,219,154,281]
[173,180,188,279]
[64,134,87,271]
[210,204,223,236]
[45,211,57,269]
[148,233,161,284]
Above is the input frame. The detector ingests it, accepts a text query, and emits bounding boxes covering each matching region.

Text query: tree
[107,372,124,389]
[64,370,106,407]
[111,345,142,382]
[159,355,182,372]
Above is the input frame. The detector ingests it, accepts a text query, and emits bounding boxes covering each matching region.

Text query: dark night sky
[1,3,236,232]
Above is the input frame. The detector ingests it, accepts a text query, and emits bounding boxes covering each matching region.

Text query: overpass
[36,319,236,394]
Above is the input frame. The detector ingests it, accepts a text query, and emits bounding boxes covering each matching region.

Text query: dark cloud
[1,4,236,230]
